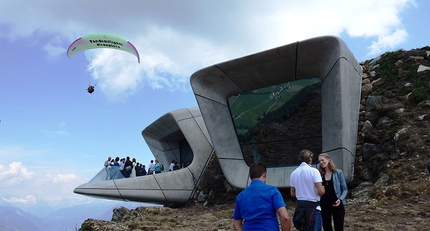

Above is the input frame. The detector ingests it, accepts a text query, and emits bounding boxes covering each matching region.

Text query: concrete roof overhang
[190,35,362,188]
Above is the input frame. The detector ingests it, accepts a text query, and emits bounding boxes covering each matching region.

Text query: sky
[0,0,428,211]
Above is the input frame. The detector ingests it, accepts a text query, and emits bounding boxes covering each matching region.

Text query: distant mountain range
[0,202,156,231]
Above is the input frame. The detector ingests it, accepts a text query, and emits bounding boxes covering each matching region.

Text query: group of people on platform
[233,150,348,231]
[104,157,186,179]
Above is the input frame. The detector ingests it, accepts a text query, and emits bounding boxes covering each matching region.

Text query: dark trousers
[321,203,345,231]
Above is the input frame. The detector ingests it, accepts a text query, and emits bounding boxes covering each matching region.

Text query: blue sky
[0,0,428,210]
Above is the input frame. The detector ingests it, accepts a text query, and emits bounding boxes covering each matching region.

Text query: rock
[197,191,209,203]
[407,56,424,61]
[417,64,430,72]
[394,128,408,141]
[365,111,379,126]
[417,114,426,120]
[375,118,392,129]
[361,120,373,132]
[362,143,379,161]
[111,206,130,222]
[395,59,404,67]
[366,96,382,111]
[362,78,371,84]
[362,72,369,79]
[417,100,430,108]
[395,108,405,114]
[361,168,373,180]
[369,56,381,66]
[361,83,373,94]
[79,219,131,231]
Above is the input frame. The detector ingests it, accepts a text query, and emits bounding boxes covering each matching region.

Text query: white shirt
[148,162,155,171]
[290,162,322,202]
[169,162,175,171]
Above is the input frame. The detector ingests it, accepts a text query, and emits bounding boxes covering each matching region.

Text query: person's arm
[338,170,348,201]
[315,182,325,195]
[333,170,348,207]
[233,219,244,231]
[277,206,291,231]
[290,186,296,198]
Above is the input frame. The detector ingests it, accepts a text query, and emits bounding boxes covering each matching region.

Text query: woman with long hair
[318,153,348,231]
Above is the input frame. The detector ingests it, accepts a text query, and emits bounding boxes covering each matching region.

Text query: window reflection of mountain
[232,83,291,120]
[240,86,322,167]
[241,83,321,142]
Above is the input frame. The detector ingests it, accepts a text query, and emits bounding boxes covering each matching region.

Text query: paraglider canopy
[67,33,140,63]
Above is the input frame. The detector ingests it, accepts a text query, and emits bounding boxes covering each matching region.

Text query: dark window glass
[227,78,322,167]
[180,139,193,167]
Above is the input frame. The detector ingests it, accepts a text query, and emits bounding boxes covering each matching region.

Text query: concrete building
[190,35,361,189]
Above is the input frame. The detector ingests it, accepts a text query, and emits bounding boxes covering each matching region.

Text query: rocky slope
[79,47,430,231]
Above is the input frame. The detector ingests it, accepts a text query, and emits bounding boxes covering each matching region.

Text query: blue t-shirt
[233,180,286,230]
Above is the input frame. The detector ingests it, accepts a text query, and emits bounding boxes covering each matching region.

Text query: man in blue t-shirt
[233,162,291,231]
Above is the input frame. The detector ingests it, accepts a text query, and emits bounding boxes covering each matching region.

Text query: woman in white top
[130,158,137,178]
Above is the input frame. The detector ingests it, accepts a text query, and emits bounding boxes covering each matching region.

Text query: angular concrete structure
[74,107,214,205]
[190,35,362,189]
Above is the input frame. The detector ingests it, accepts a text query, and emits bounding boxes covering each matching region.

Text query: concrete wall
[190,35,362,189]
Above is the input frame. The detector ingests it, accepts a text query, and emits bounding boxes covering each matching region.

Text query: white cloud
[0,161,86,206]
[43,43,65,58]
[0,162,35,185]
[0,0,416,99]
[41,121,69,136]
[2,195,37,205]
[368,29,409,55]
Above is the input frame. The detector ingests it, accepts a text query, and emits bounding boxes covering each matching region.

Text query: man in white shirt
[169,160,176,171]
[290,149,325,231]
[148,160,155,174]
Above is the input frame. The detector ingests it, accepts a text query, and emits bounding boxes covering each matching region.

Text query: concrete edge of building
[74,107,214,205]
[190,35,362,189]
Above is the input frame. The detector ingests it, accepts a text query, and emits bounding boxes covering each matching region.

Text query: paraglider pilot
[87,85,95,94]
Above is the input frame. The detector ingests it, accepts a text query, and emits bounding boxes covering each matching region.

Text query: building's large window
[180,139,194,167]
[227,78,322,167]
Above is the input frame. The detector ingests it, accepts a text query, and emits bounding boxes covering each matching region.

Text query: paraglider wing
[67,33,140,63]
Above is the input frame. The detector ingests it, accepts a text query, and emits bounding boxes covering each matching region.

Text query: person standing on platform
[290,149,325,231]
[318,153,348,231]
[233,162,291,231]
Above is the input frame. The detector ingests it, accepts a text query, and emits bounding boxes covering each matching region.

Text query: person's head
[249,162,267,182]
[108,156,111,161]
[155,159,159,163]
[150,160,154,163]
[298,149,314,164]
[115,157,119,162]
[318,153,337,173]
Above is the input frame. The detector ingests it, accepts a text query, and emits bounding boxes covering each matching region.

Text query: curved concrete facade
[190,35,362,189]
[74,107,214,205]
